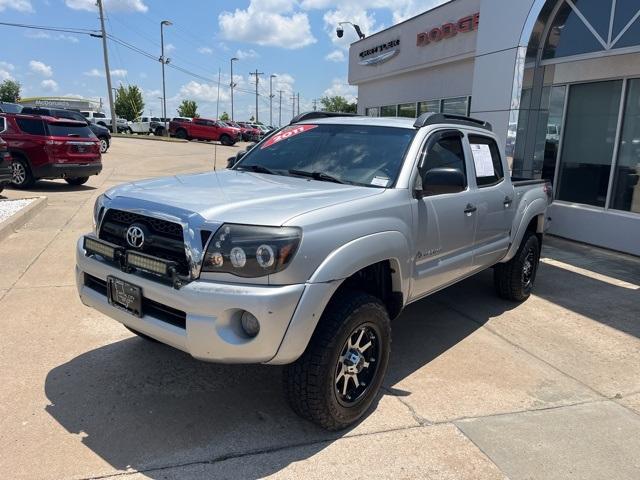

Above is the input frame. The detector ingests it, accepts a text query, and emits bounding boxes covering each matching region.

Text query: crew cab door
[466,134,514,267]
[410,129,479,299]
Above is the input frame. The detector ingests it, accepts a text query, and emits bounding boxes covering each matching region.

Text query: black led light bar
[83,236,124,261]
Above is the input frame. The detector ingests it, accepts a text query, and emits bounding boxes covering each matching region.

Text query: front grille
[99,209,189,275]
[84,274,187,329]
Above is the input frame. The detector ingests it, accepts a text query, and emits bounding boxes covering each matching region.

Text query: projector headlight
[202,224,301,277]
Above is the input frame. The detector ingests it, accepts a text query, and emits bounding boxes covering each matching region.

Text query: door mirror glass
[419,167,466,197]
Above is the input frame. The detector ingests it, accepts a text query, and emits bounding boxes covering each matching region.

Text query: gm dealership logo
[358,39,400,66]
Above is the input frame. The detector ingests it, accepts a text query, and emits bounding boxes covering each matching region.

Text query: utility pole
[312,99,317,111]
[291,93,296,120]
[269,74,277,127]
[297,93,300,115]
[216,67,221,119]
[278,90,283,127]
[249,69,264,123]
[160,20,172,135]
[97,0,116,134]
[230,57,238,121]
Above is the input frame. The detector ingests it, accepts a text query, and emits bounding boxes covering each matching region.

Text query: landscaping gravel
[0,198,35,223]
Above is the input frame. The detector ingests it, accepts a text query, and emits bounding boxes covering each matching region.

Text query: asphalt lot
[0,137,639,479]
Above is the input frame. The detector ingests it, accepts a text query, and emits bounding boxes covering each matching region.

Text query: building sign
[18,97,101,112]
[416,13,479,46]
[358,39,400,66]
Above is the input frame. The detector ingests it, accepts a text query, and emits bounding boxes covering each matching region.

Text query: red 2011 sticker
[260,124,318,149]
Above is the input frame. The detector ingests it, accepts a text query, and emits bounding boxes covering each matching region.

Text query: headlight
[93,193,108,231]
[202,224,301,277]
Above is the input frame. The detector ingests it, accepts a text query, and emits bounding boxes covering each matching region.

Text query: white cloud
[0,0,33,12]
[41,79,59,92]
[29,60,53,77]
[272,73,295,96]
[65,0,148,12]
[111,69,128,78]
[0,69,14,82]
[236,49,259,60]
[323,77,357,103]
[178,81,229,103]
[25,31,79,42]
[218,1,316,49]
[325,49,345,62]
[197,47,213,55]
[0,61,15,71]
[165,43,176,54]
[83,68,103,77]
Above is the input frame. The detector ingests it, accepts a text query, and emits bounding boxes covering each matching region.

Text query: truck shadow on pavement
[44,244,639,478]
[7,180,96,193]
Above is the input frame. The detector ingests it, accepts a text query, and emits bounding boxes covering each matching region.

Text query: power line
[0,21,98,35]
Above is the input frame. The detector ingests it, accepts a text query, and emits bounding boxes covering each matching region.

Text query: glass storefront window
[366,107,379,117]
[442,97,469,116]
[418,100,440,115]
[611,79,640,214]
[556,80,623,207]
[398,103,417,118]
[533,85,567,183]
[380,105,397,117]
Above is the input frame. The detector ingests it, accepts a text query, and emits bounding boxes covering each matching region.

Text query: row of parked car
[0,103,103,191]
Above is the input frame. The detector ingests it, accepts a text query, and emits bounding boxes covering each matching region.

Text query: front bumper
[76,237,309,363]
[35,162,102,180]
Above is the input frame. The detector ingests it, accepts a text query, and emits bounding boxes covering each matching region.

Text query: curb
[112,134,189,143]
[0,196,47,243]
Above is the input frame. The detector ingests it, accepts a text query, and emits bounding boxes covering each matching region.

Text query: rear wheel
[65,177,89,186]
[220,134,234,146]
[494,232,540,302]
[10,157,34,188]
[283,291,391,430]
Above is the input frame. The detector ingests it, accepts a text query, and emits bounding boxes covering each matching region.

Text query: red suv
[169,117,241,145]
[0,136,12,194]
[0,113,102,187]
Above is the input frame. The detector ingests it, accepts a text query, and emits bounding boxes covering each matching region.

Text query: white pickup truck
[76,112,552,430]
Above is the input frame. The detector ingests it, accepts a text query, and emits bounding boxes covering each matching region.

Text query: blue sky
[0,0,444,122]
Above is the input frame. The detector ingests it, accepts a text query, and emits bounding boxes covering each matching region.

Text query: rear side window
[468,135,504,187]
[0,117,6,133]
[16,118,46,136]
[47,123,95,138]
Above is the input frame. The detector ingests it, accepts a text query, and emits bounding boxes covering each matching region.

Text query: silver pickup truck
[76,112,552,430]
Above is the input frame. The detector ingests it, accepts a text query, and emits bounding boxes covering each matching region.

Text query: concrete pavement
[0,138,638,479]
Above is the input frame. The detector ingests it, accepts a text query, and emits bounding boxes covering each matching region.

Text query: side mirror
[416,167,466,198]
[227,151,246,169]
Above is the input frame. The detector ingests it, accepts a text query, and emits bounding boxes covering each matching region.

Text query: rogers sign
[416,13,479,46]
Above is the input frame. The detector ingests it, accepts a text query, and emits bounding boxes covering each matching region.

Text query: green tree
[320,95,357,113]
[219,111,230,121]
[0,80,21,102]
[114,85,144,121]
[177,99,198,118]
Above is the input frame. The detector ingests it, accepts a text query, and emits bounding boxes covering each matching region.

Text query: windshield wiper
[237,164,277,175]
[288,169,345,184]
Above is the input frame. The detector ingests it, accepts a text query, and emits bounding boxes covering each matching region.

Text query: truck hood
[105,169,385,226]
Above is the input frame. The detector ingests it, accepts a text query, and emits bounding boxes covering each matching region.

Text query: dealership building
[348,0,640,256]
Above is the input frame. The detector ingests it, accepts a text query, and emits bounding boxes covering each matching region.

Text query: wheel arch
[502,199,547,263]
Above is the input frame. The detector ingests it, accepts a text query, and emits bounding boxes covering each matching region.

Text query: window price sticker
[470,143,495,177]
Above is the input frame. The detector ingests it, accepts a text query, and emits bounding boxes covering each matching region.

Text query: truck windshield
[236,124,416,188]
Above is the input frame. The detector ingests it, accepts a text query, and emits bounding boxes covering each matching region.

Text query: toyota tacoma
[76,112,551,430]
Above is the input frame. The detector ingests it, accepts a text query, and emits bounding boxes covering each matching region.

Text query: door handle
[504,196,513,207]
[464,203,477,215]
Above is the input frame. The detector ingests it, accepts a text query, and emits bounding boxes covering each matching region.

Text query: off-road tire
[10,156,35,188]
[494,232,540,302]
[283,291,391,430]
[125,326,159,343]
[220,134,234,146]
[65,177,89,186]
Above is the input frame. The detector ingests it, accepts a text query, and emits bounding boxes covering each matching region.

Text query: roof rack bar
[413,112,492,131]
[290,111,361,124]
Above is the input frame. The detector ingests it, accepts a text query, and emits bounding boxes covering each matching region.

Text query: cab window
[417,130,467,196]
[468,135,504,187]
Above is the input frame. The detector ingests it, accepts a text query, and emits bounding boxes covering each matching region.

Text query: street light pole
[96,0,116,134]
[230,57,238,121]
[160,20,172,136]
[269,74,277,127]
[278,90,283,127]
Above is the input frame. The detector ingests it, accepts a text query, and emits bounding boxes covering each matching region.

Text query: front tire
[494,232,540,302]
[10,157,34,188]
[99,137,109,153]
[283,291,391,430]
[65,177,89,186]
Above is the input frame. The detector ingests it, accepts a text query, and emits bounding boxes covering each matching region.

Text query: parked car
[76,112,551,430]
[224,120,260,142]
[81,111,128,133]
[21,107,111,154]
[0,102,23,114]
[0,134,12,194]
[168,117,241,145]
[0,113,101,187]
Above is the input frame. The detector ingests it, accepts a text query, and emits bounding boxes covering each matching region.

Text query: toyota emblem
[126,225,145,248]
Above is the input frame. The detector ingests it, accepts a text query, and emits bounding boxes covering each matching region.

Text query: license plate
[107,276,142,317]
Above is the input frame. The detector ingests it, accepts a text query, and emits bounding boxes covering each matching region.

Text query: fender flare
[501,198,547,262]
